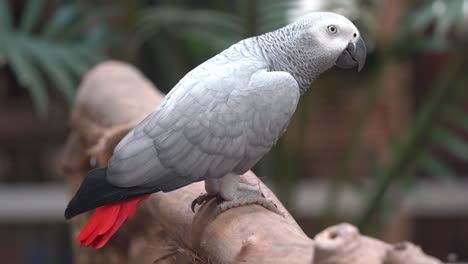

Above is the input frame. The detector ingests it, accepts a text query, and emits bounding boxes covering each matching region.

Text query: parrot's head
[260,12,367,91]
[289,12,367,73]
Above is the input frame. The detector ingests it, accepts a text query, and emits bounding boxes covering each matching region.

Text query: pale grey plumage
[106,12,365,194]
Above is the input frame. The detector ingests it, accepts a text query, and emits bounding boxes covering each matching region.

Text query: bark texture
[63,61,444,264]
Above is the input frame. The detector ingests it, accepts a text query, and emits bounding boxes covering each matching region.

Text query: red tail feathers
[76,195,149,249]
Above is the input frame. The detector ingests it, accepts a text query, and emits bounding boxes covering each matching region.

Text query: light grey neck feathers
[254,23,326,94]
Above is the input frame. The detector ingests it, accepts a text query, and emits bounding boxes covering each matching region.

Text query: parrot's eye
[327,25,338,34]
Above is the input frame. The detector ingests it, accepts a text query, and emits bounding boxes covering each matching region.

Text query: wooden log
[313,223,443,264]
[62,61,174,264]
[384,242,443,264]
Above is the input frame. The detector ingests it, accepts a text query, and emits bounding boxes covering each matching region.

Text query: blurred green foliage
[135,0,291,91]
[0,0,114,115]
[322,0,468,232]
[398,0,465,52]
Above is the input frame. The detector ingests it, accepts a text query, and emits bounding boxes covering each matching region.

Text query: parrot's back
[105,38,300,189]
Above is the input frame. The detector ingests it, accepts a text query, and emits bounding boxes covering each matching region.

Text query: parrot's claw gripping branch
[216,182,282,216]
[191,184,281,216]
[191,193,222,212]
[215,194,282,216]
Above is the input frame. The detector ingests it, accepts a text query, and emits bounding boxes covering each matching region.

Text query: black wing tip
[64,208,73,220]
[64,202,76,219]
[63,167,109,220]
[63,166,165,220]
[64,196,81,219]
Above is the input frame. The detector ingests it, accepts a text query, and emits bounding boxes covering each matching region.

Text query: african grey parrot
[65,12,366,248]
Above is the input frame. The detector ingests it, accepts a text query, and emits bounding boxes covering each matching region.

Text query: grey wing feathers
[107,65,300,190]
[107,123,193,190]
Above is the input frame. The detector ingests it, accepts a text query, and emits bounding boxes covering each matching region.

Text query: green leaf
[0,40,4,62]
[434,0,463,39]
[41,3,79,39]
[73,46,106,65]
[258,0,291,33]
[417,152,457,183]
[409,38,450,52]
[138,7,243,40]
[444,106,468,132]
[83,24,113,46]
[406,3,434,33]
[0,0,12,32]
[4,35,48,115]
[20,0,45,33]
[186,10,242,34]
[432,127,468,160]
[139,36,189,90]
[58,7,117,42]
[0,0,112,115]
[19,38,76,106]
[357,53,465,231]
[258,13,288,33]
[176,27,239,52]
[54,47,91,77]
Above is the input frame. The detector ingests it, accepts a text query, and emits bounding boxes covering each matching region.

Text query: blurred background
[0,0,468,263]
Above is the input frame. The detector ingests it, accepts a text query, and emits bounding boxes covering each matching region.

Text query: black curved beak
[335,37,366,72]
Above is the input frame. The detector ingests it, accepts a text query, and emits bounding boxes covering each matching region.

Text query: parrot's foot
[215,184,283,216]
[191,193,222,212]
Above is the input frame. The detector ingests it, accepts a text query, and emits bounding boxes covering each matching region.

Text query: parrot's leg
[191,178,224,212]
[192,175,283,216]
[215,174,283,216]
[215,182,282,216]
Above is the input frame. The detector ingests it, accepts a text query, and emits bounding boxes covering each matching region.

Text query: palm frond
[20,38,76,105]
[398,0,464,53]
[444,106,468,131]
[58,7,119,43]
[138,6,243,41]
[41,3,80,39]
[417,152,457,184]
[358,55,465,231]
[54,47,92,77]
[20,0,45,33]
[416,102,468,182]
[0,0,12,32]
[433,0,463,38]
[4,35,49,115]
[72,45,106,65]
[175,27,239,52]
[257,0,292,33]
[0,0,112,115]
[432,127,468,160]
